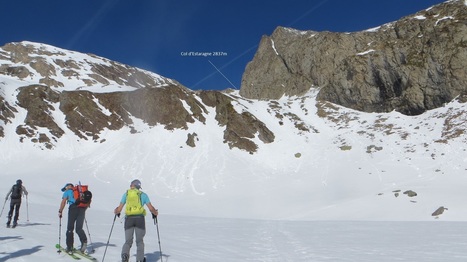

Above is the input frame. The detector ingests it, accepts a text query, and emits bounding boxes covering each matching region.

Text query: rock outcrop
[240,0,467,115]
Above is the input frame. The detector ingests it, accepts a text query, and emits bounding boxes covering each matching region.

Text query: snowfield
[2,211,467,261]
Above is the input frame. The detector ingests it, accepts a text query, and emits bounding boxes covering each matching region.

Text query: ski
[55,244,81,260]
[73,249,98,261]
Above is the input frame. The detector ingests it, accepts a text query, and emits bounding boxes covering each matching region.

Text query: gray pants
[122,216,146,262]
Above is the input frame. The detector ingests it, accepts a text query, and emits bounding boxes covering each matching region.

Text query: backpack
[10,184,22,199]
[125,189,146,216]
[73,185,92,208]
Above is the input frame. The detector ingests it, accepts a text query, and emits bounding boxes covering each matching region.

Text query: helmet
[61,183,73,192]
[16,179,22,185]
[131,179,142,189]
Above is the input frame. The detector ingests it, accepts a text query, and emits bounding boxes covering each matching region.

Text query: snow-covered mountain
[1,40,466,222]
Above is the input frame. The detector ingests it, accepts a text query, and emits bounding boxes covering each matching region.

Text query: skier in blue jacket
[58,183,88,254]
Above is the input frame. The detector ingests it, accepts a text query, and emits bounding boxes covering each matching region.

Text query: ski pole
[57,216,62,253]
[153,213,163,262]
[0,198,7,217]
[102,214,118,262]
[26,195,29,222]
[84,217,95,253]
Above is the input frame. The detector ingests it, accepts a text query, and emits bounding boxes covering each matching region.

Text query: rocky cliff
[240,0,467,115]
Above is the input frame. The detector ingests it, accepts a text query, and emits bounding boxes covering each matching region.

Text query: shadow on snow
[146,251,170,261]
[0,245,43,261]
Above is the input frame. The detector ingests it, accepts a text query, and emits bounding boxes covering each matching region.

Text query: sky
[0,0,446,91]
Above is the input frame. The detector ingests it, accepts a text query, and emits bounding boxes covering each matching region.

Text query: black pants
[66,204,87,249]
[7,199,21,225]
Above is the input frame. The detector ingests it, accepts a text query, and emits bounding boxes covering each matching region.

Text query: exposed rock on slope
[240,0,467,115]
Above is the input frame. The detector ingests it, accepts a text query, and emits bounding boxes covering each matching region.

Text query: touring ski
[73,249,98,261]
[55,244,81,260]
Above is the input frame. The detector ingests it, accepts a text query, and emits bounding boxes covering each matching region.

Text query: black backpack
[10,184,22,199]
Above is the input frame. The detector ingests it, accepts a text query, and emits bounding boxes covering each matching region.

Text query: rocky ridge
[0,42,273,152]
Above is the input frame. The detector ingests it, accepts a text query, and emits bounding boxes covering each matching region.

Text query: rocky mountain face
[240,0,467,115]
[0,42,274,152]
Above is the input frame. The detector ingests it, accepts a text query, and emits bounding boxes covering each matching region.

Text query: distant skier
[5,179,28,228]
[114,179,158,262]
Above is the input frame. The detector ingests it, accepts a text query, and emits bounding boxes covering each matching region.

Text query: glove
[152,213,157,219]
[114,207,120,215]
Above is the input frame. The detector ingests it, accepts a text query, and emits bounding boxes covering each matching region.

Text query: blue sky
[1,0,445,91]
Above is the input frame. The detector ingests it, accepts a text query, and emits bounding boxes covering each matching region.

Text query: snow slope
[1,86,467,221]
[1,87,467,260]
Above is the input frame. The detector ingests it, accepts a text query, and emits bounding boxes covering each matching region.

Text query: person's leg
[121,217,136,262]
[66,206,78,250]
[134,217,146,262]
[13,201,21,225]
[7,202,14,226]
[75,208,87,244]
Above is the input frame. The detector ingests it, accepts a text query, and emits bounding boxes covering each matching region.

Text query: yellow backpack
[125,189,147,216]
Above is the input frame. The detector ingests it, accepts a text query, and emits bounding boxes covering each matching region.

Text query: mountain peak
[0,41,177,93]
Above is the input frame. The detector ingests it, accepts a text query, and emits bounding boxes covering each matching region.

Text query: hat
[131,179,142,189]
[16,179,22,185]
[61,183,73,192]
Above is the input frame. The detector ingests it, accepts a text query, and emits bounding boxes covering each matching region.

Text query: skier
[5,179,28,228]
[114,179,158,262]
[58,183,88,254]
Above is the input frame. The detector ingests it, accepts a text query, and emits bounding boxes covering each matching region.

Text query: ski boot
[66,246,74,255]
[80,242,87,253]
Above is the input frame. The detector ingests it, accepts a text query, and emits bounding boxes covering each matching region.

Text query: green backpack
[125,189,146,216]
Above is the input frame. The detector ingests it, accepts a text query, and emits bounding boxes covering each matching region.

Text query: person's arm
[22,186,28,196]
[142,193,158,216]
[114,202,124,215]
[114,193,127,216]
[5,188,12,200]
[146,202,159,217]
[58,198,67,218]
